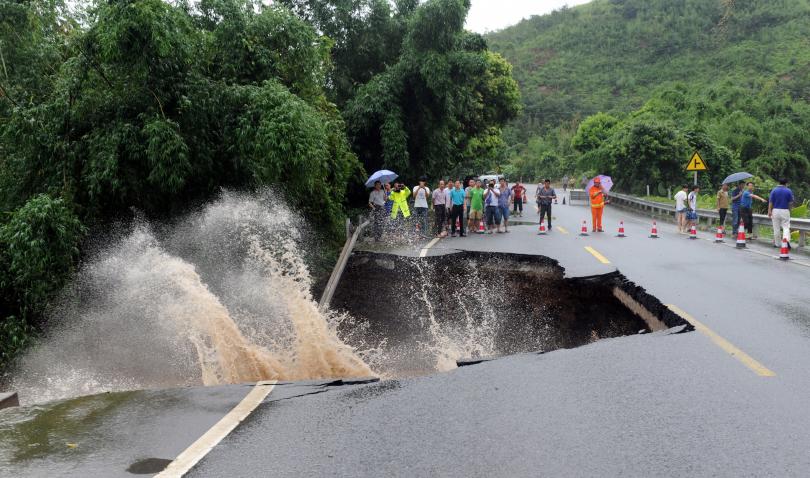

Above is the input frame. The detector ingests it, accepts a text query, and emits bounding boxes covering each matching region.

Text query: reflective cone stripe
[736,222,747,248]
[617,221,626,237]
[780,236,790,260]
[650,221,659,238]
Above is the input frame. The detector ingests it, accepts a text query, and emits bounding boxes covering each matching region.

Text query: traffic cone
[538,221,547,235]
[715,226,725,243]
[478,220,486,234]
[580,220,589,236]
[689,224,697,240]
[456,217,461,230]
[736,222,746,248]
[649,221,659,239]
[779,235,790,260]
[617,221,626,238]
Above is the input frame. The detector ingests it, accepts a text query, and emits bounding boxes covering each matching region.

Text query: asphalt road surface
[3,191,810,477]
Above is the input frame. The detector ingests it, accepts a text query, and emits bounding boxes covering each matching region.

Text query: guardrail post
[800,230,807,248]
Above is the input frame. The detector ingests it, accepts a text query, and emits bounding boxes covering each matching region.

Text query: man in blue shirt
[740,182,767,239]
[449,180,467,237]
[768,178,795,247]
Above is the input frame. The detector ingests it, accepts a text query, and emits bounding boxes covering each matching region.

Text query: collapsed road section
[330,251,691,376]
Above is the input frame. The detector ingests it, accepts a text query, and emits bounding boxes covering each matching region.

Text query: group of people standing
[674,179,795,247]
[368,177,535,239]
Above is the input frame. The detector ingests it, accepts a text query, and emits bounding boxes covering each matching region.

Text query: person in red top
[511,182,526,217]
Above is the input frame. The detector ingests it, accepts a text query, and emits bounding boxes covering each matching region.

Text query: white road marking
[419,237,442,258]
[156,380,277,477]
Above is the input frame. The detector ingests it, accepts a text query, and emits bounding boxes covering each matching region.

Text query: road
[3,191,810,477]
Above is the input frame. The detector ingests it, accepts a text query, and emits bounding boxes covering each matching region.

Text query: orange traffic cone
[456,217,461,230]
[736,222,746,248]
[617,221,626,238]
[715,226,725,243]
[649,221,659,239]
[779,235,790,261]
[478,220,486,234]
[580,220,589,236]
[538,221,547,235]
[689,224,697,240]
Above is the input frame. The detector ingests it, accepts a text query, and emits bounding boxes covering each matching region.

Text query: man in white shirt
[432,180,448,237]
[412,176,431,236]
[674,184,689,233]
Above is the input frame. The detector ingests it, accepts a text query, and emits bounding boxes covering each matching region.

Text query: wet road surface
[4,191,810,477]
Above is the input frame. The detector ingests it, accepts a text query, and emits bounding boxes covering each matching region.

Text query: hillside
[487,0,810,197]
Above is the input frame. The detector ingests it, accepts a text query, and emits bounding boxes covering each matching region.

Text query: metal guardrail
[318,218,370,311]
[606,191,809,248]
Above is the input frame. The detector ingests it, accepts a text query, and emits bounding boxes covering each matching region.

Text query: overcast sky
[466,0,592,33]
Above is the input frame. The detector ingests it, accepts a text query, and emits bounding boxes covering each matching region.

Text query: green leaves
[344,0,520,180]
[144,117,191,194]
[0,195,85,324]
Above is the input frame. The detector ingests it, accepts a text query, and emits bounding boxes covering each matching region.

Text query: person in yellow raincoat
[389,182,412,220]
[589,177,607,232]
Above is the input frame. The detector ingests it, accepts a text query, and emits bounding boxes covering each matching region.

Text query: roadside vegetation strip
[157,381,278,477]
[584,246,611,265]
[666,305,776,378]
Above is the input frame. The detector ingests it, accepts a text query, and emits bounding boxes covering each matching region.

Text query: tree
[343,0,521,180]
[603,119,689,194]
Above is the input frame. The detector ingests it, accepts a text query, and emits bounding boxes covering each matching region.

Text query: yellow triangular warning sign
[686,152,707,171]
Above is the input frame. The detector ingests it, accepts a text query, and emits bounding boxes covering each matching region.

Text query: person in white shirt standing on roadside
[412,176,431,237]
[674,184,689,233]
[768,178,794,248]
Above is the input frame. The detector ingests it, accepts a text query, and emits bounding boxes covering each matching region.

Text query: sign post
[686,151,707,185]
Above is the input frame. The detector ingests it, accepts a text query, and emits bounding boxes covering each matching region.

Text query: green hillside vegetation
[488,0,810,199]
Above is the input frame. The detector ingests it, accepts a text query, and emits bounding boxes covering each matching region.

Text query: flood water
[5,192,682,406]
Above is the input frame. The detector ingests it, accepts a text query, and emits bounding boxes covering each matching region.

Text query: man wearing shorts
[674,184,688,233]
[468,180,484,233]
[483,179,500,234]
[498,178,512,233]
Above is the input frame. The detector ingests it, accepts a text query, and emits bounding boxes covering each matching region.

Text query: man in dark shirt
[768,178,794,247]
[730,182,744,232]
[536,179,557,230]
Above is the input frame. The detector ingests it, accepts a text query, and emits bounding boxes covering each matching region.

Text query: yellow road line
[419,237,441,258]
[557,226,569,235]
[667,305,775,377]
[157,380,277,477]
[584,246,611,264]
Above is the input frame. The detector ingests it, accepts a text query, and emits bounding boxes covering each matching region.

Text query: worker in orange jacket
[589,177,608,232]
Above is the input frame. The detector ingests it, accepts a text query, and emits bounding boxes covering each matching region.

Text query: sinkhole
[330,251,691,376]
